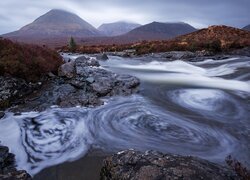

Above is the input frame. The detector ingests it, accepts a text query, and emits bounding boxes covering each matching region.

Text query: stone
[86,77,95,84]
[0,145,31,179]
[100,150,239,180]
[0,112,4,119]
[96,53,109,60]
[58,61,76,78]
[0,76,36,110]
[75,56,100,67]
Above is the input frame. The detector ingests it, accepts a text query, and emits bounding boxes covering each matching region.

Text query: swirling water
[0,55,249,175]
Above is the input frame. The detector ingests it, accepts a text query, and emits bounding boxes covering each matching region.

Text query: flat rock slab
[100,150,239,180]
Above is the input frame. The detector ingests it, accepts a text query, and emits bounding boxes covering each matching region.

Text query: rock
[162,51,196,60]
[58,61,76,78]
[47,72,56,78]
[0,76,36,110]
[75,56,100,67]
[11,54,140,112]
[86,77,95,84]
[0,145,31,180]
[75,56,100,76]
[228,47,250,57]
[0,112,4,119]
[96,53,109,60]
[100,150,239,180]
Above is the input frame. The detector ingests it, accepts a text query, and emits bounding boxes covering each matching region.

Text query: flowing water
[0,55,249,175]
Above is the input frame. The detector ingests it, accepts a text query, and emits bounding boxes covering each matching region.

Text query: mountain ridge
[3,9,101,39]
[98,21,141,36]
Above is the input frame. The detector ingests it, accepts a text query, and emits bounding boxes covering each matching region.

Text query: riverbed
[0,55,249,178]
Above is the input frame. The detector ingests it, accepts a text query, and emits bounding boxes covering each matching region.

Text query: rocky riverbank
[0,145,31,180]
[100,150,241,180]
[106,49,249,62]
[0,55,140,113]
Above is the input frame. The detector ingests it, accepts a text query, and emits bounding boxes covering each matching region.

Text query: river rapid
[0,55,249,175]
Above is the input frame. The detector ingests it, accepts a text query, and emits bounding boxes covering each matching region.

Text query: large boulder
[95,53,109,61]
[0,145,31,180]
[100,150,239,180]
[58,61,76,78]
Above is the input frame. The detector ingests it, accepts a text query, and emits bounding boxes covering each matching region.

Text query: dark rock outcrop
[0,112,4,119]
[95,53,109,61]
[0,145,31,180]
[0,76,40,110]
[12,55,140,112]
[58,61,75,78]
[100,150,239,180]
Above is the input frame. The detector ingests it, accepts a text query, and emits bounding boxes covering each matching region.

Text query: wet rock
[96,53,109,60]
[0,112,4,119]
[162,51,196,60]
[0,76,38,110]
[100,150,239,180]
[12,56,139,112]
[58,61,76,78]
[75,56,100,67]
[228,47,250,57]
[0,145,31,180]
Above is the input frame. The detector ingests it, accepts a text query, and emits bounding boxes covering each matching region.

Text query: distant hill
[133,25,250,54]
[243,25,250,31]
[123,22,197,41]
[98,21,141,36]
[2,9,101,45]
[174,25,250,46]
[78,22,197,46]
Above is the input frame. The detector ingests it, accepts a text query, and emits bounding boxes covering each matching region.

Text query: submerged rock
[0,145,31,180]
[100,150,239,180]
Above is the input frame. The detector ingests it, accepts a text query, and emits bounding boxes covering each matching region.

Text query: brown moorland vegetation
[60,25,250,55]
[0,38,63,82]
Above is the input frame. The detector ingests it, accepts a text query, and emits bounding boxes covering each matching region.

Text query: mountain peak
[3,9,101,39]
[242,24,250,31]
[98,21,141,36]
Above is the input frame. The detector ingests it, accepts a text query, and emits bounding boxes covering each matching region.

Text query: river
[0,55,249,177]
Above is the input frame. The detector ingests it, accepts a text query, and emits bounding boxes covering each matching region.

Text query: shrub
[69,37,77,52]
[209,39,222,52]
[0,39,63,82]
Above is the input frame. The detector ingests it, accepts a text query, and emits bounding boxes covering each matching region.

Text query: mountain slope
[133,25,250,54]
[243,25,250,31]
[174,25,250,46]
[2,9,101,43]
[98,21,141,36]
[123,22,197,41]
[78,22,197,45]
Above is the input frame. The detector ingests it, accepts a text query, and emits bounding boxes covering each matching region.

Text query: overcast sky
[0,0,249,34]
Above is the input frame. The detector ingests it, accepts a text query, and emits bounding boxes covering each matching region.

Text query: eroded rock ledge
[0,145,31,180]
[100,150,239,180]
[5,55,139,112]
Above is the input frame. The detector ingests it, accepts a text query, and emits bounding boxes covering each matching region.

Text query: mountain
[98,21,141,36]
[123,22,197,41]
[243,24,250,31]
[2,9,101,45]
[133,25,250,54]
[79,22,197,45]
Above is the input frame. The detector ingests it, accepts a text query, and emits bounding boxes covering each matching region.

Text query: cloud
[0,0,249,34]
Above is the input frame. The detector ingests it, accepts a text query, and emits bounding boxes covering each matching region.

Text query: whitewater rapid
[0,55,249,175]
